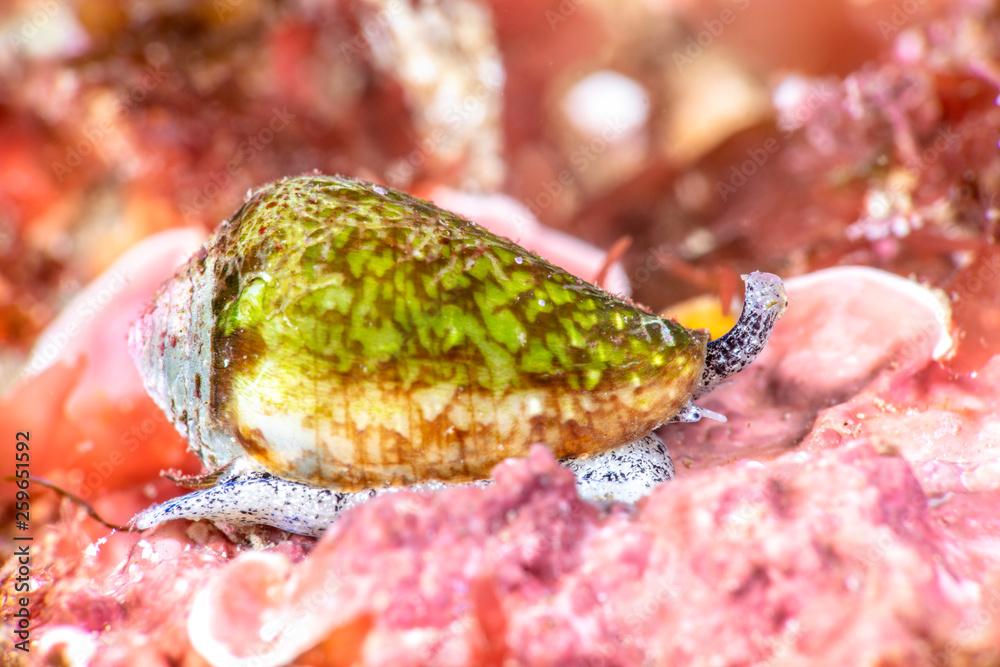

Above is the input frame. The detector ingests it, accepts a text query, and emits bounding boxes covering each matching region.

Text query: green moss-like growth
[210,176,706,398]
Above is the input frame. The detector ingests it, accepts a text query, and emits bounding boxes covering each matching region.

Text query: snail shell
[130,176,708,490]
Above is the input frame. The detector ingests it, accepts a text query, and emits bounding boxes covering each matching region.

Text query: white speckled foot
[130,474,372,537]
[132,437,677,536]
[131,473,489,537]
[564,433,674,504]
[132,438,675,536]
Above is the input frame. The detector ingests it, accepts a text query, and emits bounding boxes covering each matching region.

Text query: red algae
[174,442,999,666]
[613,6,1000,326]
[8,243,1000,666]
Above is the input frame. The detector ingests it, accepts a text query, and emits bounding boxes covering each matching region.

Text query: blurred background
[1,7,999,663]
[0,0,997,388]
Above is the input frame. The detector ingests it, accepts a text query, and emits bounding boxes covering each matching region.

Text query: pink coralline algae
[186,444,1000,666]
[11,269,1000,666]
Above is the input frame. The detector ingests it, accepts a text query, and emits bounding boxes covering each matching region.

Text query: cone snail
[129,175,787,537]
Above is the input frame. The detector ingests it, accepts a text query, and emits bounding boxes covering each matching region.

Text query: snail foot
[131,472,366,538]
[564,433,674,504]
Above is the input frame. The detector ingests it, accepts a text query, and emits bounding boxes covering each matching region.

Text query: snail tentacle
[696,271,787,397]
[670,401,727,424]
[162,462,234,489]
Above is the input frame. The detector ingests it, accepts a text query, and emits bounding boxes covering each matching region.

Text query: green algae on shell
[131,175,708,490]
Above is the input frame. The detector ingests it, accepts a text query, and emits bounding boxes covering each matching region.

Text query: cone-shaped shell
[130,176,708,489]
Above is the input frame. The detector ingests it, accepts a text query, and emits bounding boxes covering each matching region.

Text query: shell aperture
[130,175,708,489]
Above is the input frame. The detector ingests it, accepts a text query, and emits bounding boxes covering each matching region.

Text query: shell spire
[129,245,242,469]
